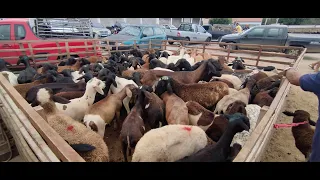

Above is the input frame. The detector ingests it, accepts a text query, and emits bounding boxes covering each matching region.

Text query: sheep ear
[309,118,316,126]
[93,84,104,95]
[166,81,173,94]
[70,144,96,153]
[126,87,132,98]
[282,111,295,116]
[52,95,71,104]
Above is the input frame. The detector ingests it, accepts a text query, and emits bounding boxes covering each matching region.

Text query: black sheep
[0,59,12,71]
[17,55,37,84]
[175,113,250,162]
[175,58,192,71]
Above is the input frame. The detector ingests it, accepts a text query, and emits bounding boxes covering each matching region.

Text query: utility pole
[276,18,279,24]
[265,18,268,25]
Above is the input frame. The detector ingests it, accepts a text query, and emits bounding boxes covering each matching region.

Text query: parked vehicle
[161,24,178,41]
[219,25,320,53]
[202,24,232,41]
[0,18,99,68]
[104,24,167,50]
[91,22,111,38]
[166,23,212,45]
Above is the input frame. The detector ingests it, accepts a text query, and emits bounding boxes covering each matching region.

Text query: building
[91,18,203,28]
[232,18,263,26]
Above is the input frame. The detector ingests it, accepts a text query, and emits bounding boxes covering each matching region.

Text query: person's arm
[285,67,320,94]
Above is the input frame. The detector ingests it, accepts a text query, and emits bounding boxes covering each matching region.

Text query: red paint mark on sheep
[182,126,192,132]
[67,125,74,131]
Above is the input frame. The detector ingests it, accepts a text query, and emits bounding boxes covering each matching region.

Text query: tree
[209,18,231,25]
[278,18,308,25]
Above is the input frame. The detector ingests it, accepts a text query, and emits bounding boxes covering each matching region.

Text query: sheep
[154,79,189,125]
[231,57,245,70]
[210,78,234,88]
[131,125,208,162]
[36,88,109,162]
[186,101,215,131]
[156,76,229,110]
[214,77,256,114]
[211,74,242,90]
[134,87,166,129]
[110,76,138,114]
[224,100,247,116]
[36,63,58,74]
[174,58,192,71]
[119,89,146,162]
[32,78,105,121]
[129,49,143,58]
[83,84,137,137]
[175,113,250,162]
[0,59,18,86]
[140,59,222,87]
[14,75,50,99]
[230,104,261,157]
[252,87,279,107]
[283,110,316,161]
[16,55,37,84]
[57,59,82,73]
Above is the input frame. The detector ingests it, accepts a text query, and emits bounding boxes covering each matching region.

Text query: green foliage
[278,18,320,25]
[209,18,232,25]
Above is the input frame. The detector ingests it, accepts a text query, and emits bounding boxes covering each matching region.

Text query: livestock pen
[0,38,306,162]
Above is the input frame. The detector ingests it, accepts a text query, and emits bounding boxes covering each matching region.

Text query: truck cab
[0,18,98,67]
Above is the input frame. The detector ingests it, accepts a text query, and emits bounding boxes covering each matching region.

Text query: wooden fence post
[65,41,70,59]
[255,45,262,66]
[107,40,111,56]
[93,40,97,56]
[84,40,89,57]
[134,40,137,49]
[55,41,62,60]
[149,40,152,49]
[164,40,167,50]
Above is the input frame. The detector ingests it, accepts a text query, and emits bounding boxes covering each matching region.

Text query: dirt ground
[260,53,319,162]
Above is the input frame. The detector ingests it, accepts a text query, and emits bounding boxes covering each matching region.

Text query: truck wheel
[225,42,236,50]
[168,42,174,45]
[183,37,190,46]
[205,37,211,45]
[284,48,300,56]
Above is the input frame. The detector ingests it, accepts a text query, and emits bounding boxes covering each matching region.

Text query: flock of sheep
[0,46,312,162]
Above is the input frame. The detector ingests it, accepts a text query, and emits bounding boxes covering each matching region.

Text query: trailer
[0,38,306,162]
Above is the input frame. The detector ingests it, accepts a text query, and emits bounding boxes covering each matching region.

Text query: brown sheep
[57,59,82,73]
[218,56,233,74]
[283,110,316,161]
[55,91,85,100]
[252,87,279,107]
[155,76,229,110]
[14,76,50,99]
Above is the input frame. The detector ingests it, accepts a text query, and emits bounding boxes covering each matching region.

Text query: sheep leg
[123,98,131,115]
[113,111,121,131]
[121,141,128,162]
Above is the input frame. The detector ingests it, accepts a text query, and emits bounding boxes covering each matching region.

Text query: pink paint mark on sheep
[67,125,74,131]
[182,126,192,132]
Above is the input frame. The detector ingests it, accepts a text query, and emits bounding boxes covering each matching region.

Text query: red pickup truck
[0,18,100,68]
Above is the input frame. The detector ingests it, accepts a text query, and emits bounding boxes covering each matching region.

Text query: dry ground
[261,53,319,162]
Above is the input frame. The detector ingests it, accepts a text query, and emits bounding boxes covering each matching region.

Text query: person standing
[284,67,320,162]
[235,22,243,34]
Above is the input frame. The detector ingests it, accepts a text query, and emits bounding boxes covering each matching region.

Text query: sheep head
[87,77,106,95]
[224,113,250,133]
[154,76,174,96]
[283,110,316,126]
[17,55,32,66]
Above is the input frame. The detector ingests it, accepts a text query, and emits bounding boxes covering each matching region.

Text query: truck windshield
[118,26,141,36]
[92,22,104,28]
[203,26,209,30]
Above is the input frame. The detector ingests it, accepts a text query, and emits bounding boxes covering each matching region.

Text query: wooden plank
[84,40,89,57]
[0,91,49,162]
[56,41,63,60]
[257,106,269,125]
[0,74,85,162]
[0,86,59,162]
[255,46,262,66]
[65,42,70,59]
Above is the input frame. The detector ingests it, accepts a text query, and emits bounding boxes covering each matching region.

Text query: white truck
[165,23,212,45]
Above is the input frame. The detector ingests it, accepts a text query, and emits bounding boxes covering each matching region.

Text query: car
[91,22,111,38]
[161,24,178,41]
[104,24,167,50]
[202,24,232,41]
[166,23,212,45]
[219,25,320,53]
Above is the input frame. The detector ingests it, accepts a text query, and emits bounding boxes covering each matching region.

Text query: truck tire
[284,46,303,56]
[168,41,174,45]
[225,42,236,50]
[183,37,190,46]
[205,37,211,45]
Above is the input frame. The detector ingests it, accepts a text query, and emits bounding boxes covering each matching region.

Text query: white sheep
[231,104,261,147]
[212,74,243,90]
[71,71,85,83]
[1,71,18,86]
[54,77,105,121]
[110,76,138,114]
[131,125,208,162]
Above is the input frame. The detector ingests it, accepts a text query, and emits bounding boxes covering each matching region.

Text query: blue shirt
[299,72,320,162]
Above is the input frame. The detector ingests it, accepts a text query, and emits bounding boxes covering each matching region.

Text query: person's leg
[309,62,317,69]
